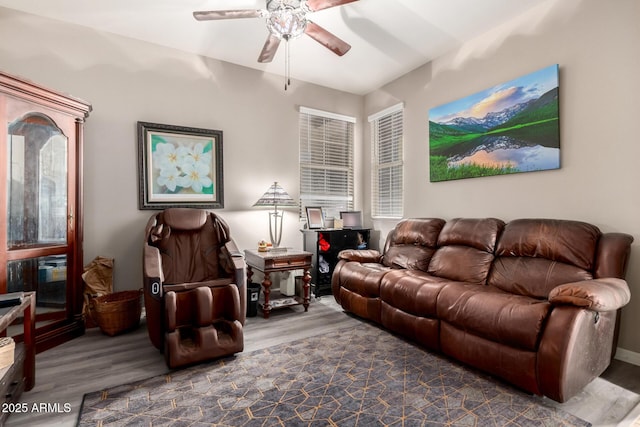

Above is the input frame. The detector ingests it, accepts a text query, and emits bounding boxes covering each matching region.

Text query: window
[299,107,355,220]
[369,103,404,218]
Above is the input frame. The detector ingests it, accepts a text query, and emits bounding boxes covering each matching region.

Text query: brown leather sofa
[143,208,246,368]
[332,217,633,402]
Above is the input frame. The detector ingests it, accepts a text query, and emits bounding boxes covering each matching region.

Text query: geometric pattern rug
[77,322,590,426]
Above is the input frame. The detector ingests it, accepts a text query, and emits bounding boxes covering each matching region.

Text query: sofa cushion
[489,219,600,298]
[437,283,551,351]
[380,270,453,318]
[437,217,505,252]
[382,218,445,270]
[428,246,496,285]
[495,219,600,270]
[490,257,592,299]
[427,218,504,285]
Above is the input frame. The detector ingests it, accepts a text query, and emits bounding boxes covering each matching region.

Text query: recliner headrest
[162,208,208,231]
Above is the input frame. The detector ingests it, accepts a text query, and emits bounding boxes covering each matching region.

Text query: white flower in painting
[156,166,181,192]
[153,143,188,171]
[177,162,212,193]
[185,143,212,166]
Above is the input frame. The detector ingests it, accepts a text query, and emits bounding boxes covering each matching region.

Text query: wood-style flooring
[5,297,640,426]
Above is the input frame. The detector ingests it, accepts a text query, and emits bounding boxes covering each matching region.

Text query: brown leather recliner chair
[143,208,246,368]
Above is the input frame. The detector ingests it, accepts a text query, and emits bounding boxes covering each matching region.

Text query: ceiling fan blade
[193,10,263,21]
[258,34,282,63]
[305,0,359,12]
[304,21,351,56]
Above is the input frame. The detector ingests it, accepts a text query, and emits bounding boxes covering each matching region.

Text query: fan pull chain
[285,40,291,90]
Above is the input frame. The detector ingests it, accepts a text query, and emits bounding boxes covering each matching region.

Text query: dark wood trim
[34,318,85,354]
[0,71,91,119]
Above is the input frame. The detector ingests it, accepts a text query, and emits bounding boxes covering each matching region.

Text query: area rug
[77,322,590,426]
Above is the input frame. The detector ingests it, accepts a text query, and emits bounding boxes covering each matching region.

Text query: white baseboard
[614,347,640,366]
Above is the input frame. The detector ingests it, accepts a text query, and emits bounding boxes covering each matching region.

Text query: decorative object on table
[429,64,560,182]
[192,0,359,90]
[253,182,298,247]
[88,290,142,337]
[305,206,324,229]
[137,121,224,209]
[0,337,15,369]
[257,240,271,252]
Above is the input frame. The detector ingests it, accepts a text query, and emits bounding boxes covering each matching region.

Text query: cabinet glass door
[6,113,72,325]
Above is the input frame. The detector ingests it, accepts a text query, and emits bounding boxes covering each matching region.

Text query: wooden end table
[0,291,35,425]
[244,249,312,319]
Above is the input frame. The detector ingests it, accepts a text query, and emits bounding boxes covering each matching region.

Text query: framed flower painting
[137,121,224,209]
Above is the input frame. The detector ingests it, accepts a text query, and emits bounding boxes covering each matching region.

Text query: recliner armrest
[549,278,631,311]
[144,244,164,301]
[225,238,244,258]
[222,239,246,272]
[338,249,382,263]
[224,238,247,325]
[144,244,164,282]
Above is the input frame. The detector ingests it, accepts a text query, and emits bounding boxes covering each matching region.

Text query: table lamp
[253,181,297,247]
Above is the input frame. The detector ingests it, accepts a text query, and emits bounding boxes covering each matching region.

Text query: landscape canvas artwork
[429,64,560,182]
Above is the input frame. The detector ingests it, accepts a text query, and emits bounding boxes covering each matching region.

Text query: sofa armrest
[338,249,382,263]
[549,278,631,311]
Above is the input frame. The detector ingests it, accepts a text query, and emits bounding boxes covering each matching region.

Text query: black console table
[301,229,370,296]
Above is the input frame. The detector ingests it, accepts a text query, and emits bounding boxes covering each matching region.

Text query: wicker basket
[90,290,142,336]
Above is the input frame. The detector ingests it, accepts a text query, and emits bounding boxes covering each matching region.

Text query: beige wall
[1,0,639,359]
[365,0,640,358]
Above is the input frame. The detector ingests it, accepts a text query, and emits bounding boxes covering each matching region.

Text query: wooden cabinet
[302,229,370,296]
[0,71,91,352]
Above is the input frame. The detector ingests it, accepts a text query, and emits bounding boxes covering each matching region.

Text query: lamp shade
[253,182,297,247]
[253,182,297,208]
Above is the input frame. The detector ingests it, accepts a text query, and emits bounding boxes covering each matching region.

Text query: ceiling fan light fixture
[266,6,307,40]
[193,0,358,91]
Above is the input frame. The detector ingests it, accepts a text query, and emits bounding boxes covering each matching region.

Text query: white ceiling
[0,0,544,95]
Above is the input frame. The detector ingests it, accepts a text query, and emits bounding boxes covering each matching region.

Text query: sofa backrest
[488,218,600,298]
[427,218,505,285]
[382,218,446,270]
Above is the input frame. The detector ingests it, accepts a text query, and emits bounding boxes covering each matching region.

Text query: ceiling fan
[193,0,359,64]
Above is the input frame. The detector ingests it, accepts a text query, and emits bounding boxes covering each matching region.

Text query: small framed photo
[305,207,324,229]
[137,121,224,209]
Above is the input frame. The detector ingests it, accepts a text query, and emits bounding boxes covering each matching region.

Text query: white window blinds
[369,103,404,218]
[299,107,355,220]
